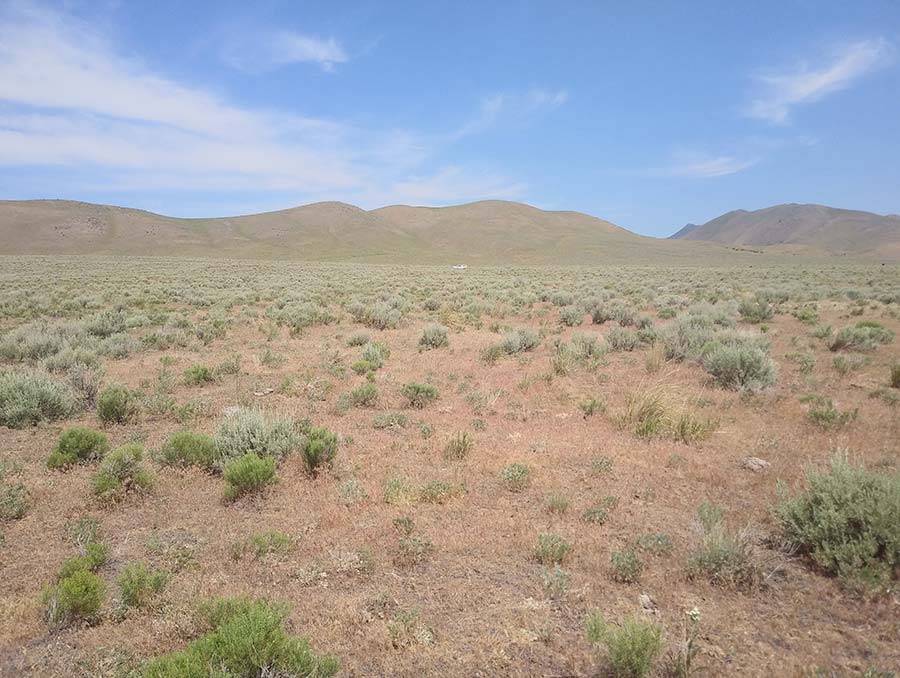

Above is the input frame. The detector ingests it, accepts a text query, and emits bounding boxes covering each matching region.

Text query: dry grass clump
[620,383,716,443]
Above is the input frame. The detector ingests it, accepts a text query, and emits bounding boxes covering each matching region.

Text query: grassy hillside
[0,198,815,265]
[671,203,900,260]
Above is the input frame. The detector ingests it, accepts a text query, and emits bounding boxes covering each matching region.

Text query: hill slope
[0,199,773,265]
[671,203,900,259]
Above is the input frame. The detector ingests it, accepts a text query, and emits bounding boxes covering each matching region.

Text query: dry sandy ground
[1,303,898,677]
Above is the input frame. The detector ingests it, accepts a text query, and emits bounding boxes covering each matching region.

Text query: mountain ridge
[0,198,896,264]
[671,203,899,259]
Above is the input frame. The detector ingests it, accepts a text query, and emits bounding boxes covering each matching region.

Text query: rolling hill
[0,199,783,265]
[671,203,900,259]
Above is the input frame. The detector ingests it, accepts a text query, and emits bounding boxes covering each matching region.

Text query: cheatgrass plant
[47,427,110,470]
[621,385,715,443]
[687,504,759,588]
[776,452,900,590]
[443,432,473,460]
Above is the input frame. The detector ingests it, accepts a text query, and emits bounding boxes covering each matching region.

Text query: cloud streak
[220,29,349,73]
[746,38,893,124]
[648,149,759,178]
[0,3,562,210]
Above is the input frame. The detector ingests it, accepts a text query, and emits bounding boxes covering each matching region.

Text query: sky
[0,0,898,236]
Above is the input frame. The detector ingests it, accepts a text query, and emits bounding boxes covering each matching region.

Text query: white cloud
[220,29,348,73]
[746,38,893,124]
[0,3,561,209]
[650,150,759,178]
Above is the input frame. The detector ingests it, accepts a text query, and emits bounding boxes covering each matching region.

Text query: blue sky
[1,0,898,236]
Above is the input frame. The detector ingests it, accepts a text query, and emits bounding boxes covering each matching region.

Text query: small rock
[742,456,771,472]
[639,593,658,615]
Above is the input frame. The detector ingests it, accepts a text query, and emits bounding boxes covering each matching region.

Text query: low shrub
[401,382,439,409]
[48,427,109,470]
[373,412,408,429]
[0,481,29,521]
[214,408,301,468]
[559,306,583,327]
[738,297,774,324]
[534,532,572,565]
[606,327,639,352]
[361,341,391,368]
[42,569,105,629]
[419,323,449,349]
[500,329,540,355]
[419,480,464,504]
[183,364,215,386]
[829,322,894,352]
[141,598,338,677]
[610,549,643,582]
[0,368,78,428]
[349,382,378,407]
[701,341,777,391]
[92,443,153,504]
[346,331,370,347]
[500,463,530,492]
[223,453,277,502]
[586,612,663,678]
[300,426,338,474]
[157,431,217,470]
[776,453,899,589]
[97,384,137,425]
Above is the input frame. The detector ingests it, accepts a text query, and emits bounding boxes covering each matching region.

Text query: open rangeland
[0,256,898,677]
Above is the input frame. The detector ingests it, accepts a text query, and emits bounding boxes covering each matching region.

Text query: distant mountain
[671,203,900,259]
[0,198,772,265]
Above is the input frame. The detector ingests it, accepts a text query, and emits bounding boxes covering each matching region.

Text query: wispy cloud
[648,149,759,178]
[220,29,349,73]
[745,38,893,124]
[450,88,568,140]
[0,3,559,210]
